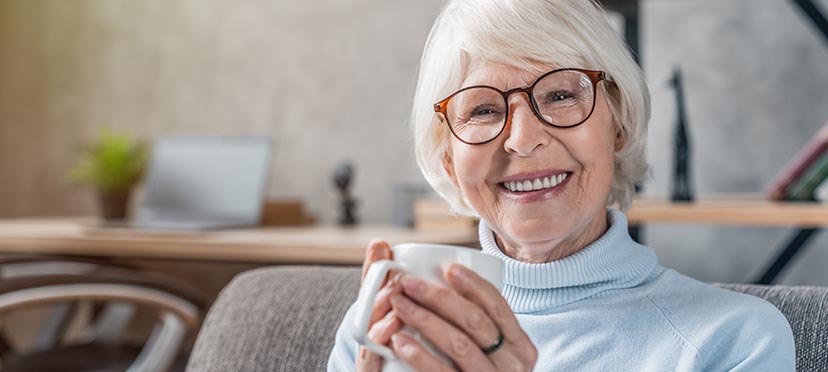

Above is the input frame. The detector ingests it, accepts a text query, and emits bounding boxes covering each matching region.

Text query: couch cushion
[187,266,828,372]
[186,266,360,372]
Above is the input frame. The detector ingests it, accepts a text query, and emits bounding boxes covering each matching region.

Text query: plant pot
[97,190,130,221]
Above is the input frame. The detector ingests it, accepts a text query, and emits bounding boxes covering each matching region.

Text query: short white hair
[411,0,651,215]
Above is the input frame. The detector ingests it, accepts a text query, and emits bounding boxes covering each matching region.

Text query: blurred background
[2,0,826,283]
[0,0,827,369]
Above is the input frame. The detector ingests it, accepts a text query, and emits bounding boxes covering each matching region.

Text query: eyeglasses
[433,68,610,145]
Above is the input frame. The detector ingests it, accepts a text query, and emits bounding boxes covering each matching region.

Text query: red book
[766,122,828,200]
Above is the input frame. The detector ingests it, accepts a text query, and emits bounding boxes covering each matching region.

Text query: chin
[501,216,569,247]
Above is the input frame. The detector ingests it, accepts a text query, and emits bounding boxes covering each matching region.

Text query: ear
[441,150,459,188]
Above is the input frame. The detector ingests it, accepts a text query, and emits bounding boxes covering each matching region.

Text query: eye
[471,104,501,117]
[545,90,577,103]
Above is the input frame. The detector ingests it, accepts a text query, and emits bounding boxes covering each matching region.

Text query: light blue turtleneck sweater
[328,209,796,371]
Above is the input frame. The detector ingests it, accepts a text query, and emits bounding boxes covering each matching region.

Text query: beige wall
[3,0,828,286]
[0,0,442,223]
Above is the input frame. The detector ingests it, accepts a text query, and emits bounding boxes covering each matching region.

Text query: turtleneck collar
[478,209,660,313]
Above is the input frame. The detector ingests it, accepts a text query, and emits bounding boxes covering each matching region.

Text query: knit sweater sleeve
[327,303,359,372]
[645,271,797,372]
[696,295,796,371]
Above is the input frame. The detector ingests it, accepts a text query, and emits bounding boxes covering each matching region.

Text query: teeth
[502,173,569,192]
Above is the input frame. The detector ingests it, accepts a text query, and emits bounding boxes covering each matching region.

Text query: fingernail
[369,239,389,256]
[380,309,397,325]
[372,249,388,261]
[391,333,410,350]
[450,264,469,282]
[390,294,414,314]
[384,311,399,327]
[359,347,368,360]
[400,276,425,295]
[390,272,403,285]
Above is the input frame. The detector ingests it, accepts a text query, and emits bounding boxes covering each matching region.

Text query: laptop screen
[136,137,271,226]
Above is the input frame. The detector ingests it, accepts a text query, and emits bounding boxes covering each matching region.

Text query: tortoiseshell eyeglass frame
[433,68,612,145]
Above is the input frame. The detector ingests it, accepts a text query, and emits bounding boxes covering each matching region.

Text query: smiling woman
[437,62,620,264]
[328,0,796,371]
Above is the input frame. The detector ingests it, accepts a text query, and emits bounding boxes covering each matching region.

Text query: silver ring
[481,331,505,355]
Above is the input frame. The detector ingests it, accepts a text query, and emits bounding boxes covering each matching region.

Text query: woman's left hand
[388,263,537,371]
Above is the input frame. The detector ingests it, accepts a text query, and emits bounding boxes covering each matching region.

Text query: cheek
[579,134,615,171]
[575,122,617,193]
[451,143,494,185]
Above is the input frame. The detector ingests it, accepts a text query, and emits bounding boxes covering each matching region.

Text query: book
[786,152,828,201]
[766,122,828,200]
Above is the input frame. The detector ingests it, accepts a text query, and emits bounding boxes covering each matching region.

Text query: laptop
[131,136,271,230]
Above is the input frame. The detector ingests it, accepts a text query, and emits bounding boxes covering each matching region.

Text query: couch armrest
[187,266,361,372]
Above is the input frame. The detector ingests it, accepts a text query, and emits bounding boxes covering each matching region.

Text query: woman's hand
[356,239,403,372]
[388,263,537,372]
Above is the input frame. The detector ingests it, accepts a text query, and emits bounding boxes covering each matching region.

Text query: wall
[1,0,827,285]
[0,0,442,224]
[643,0,828,285]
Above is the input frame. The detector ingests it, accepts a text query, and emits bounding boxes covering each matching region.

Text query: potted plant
[70,130,148,221]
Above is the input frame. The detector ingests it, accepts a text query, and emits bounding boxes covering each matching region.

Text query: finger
[445,264,534,353]
[370,280,402,324]
[359,312,401,372]
[356,346,382,372]
[391,294,495,372]
[399,275,500,349]
[361,239,392,282]
[391,332,455,372]
[368,310,402,345]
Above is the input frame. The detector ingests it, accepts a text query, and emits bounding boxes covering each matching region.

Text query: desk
[0,219,478,265]
[626,196,827,284]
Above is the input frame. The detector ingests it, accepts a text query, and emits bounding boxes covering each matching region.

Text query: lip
[497,171,573,203]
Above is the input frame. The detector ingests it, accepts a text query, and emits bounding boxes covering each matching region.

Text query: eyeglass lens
[445,70,596,144]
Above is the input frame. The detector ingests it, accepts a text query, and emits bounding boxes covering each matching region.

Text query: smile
[500,172,569,192]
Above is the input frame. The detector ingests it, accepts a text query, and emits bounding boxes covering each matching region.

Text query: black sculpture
[334,163,358,226]
[669,69,694,202]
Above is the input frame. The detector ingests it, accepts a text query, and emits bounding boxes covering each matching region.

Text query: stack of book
[766,122,828,202]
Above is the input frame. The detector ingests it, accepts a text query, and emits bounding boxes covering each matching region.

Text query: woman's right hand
[356,239,403,372]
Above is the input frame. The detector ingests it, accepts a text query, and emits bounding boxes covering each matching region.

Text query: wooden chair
[0,257,205,372]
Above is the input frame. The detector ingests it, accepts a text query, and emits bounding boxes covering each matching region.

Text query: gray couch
[186,266,828,372]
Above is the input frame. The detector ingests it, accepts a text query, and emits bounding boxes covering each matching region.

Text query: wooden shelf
[627,195,828,227]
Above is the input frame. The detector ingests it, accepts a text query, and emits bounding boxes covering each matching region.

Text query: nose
[502,94,551,156]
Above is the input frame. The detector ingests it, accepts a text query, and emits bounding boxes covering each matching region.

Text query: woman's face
[442,62,622,263]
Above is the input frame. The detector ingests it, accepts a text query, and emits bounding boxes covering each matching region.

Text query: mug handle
[352,259,406,361]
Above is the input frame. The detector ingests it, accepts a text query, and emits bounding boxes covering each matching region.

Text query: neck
[494,212,609,263]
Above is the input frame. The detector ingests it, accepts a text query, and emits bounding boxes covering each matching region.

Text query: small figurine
[334,162,359,226]
[669,69,694,202]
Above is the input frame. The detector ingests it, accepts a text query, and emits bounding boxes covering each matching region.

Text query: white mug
[352,243,504,372]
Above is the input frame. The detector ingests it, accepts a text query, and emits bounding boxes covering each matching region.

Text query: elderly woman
[329,0,795,371]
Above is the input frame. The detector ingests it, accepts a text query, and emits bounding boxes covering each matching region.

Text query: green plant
[70,130,148,193]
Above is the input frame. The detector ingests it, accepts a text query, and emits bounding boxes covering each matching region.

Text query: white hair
[411,0,651,215]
